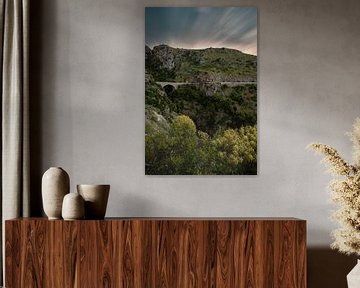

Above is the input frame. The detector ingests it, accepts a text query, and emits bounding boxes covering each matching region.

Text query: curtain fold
[0,0,30,284]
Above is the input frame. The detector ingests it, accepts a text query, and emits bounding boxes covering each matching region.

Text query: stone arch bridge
[156,81,256,89]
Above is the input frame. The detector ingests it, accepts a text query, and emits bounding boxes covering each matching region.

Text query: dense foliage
[169,84,256,135]
[146,115,257,175]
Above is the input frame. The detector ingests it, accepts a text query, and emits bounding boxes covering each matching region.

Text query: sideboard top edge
[5,217,306,222]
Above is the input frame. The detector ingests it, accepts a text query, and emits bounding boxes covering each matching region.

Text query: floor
[308,248,357,288]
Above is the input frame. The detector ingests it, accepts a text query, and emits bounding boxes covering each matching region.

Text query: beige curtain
[0,0,30,284]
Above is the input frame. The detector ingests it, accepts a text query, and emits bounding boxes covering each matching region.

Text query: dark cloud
[145,7,257,55]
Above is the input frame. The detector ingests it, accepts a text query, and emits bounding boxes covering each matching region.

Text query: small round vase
[42,167,70,219]
[77,184,110,219]
[62,192,85,220]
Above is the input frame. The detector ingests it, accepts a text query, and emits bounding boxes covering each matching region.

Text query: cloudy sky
[145,7,257,55]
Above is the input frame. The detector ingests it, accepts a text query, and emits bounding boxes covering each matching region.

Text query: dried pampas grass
[308,118,360,256]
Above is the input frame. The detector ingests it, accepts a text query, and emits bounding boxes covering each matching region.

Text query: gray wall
[30,1,360,284]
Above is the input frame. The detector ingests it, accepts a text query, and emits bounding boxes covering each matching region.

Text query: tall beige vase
[42,167,70,219]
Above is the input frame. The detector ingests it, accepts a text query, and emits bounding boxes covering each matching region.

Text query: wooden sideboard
[5,218,306,287]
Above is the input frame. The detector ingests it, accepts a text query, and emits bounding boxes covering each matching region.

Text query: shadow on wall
[308,248,357,288]
[110,192,182,217]
[29,0,46,216]
[29,0,72,216]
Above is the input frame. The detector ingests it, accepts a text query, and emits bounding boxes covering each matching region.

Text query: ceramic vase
[42,167,70,219]
[62,192,85,220]
[347,260,360,288]
[77,184,110,219]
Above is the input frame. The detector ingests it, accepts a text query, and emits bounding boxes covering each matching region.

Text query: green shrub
[146,114,257,175]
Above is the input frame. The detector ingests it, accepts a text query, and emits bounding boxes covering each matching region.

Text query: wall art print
[145,7,257,175]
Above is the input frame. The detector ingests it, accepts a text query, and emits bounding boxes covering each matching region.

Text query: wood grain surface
[5,218,306,287]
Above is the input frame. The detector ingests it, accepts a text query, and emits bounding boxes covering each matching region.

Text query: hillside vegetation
[145,45,257,175]
[146,44,256,82]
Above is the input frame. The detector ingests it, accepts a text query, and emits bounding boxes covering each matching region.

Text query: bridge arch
[163,84,176,96]
[157,82,184,89]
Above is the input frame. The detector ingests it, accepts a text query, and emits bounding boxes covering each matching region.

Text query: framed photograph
[145,7,257,175]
